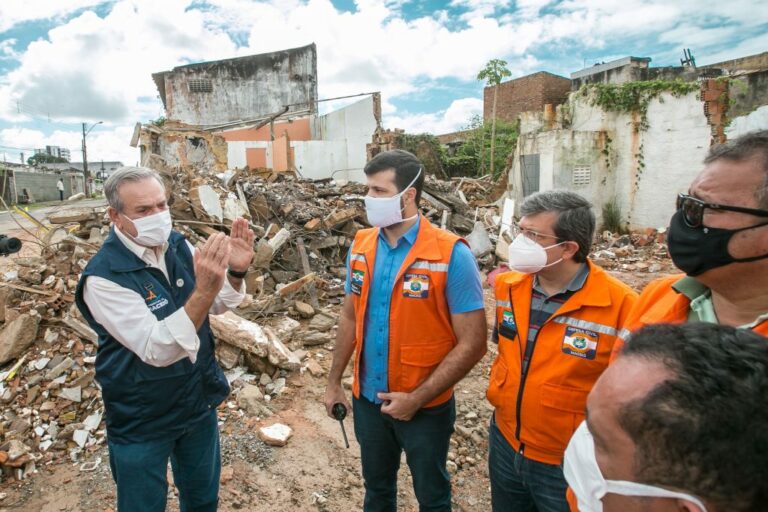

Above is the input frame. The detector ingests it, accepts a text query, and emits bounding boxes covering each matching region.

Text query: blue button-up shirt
[345,218,484,403]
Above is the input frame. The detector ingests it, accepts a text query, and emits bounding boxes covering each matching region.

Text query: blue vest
[75,229,230,444]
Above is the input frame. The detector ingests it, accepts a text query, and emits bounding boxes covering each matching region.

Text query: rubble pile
[0,169,505,483]
[590,228,672,274]
[0,213,107,482]
[447,402,492,474]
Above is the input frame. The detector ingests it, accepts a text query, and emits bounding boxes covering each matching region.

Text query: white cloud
[0,125,139,166]
[0,0,110,33]
[0,0,764,163]
[385,97,483,134]
[0,0,238,124]
[0,39,19,60]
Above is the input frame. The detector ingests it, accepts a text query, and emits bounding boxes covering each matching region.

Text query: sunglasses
[676,194,768,228]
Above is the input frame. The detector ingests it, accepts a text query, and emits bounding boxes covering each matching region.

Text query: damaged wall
[225,95,380,182]
[510,90,712,230]
[153,44,318,126]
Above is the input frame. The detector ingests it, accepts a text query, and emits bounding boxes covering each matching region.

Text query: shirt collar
[674,276,768,329]
[114,225,168,263]
[533,262,590,297]
[378,216,421,248]
[672,276,710,300]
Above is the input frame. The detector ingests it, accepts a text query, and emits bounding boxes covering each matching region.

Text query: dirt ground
[0,223,669,512]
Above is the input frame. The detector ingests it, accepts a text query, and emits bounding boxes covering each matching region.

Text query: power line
[0,144,38,151]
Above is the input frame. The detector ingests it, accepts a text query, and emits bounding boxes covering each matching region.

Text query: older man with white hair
[75,166,254,512]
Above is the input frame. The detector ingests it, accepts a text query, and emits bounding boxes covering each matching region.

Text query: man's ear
[562,240,580,261]
[676,498,706,512]
[107,207,120,226]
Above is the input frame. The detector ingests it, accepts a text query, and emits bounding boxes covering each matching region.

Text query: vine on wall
[577,79,700,131]
[579,79,699,196]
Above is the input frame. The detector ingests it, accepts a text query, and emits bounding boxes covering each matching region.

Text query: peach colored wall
[222,118,311,142]
[272,135,289,172]
[245,148,267,169]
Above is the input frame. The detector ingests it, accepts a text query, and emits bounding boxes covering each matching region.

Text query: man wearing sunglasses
[488,190,637,511]
[611,130,768,360]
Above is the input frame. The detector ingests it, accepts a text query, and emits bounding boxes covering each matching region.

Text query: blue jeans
[488,417,569,512]
[107,410,221,512]
[353,395,455,512]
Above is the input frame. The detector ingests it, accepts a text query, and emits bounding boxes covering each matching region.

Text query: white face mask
[122,209,172,247]
[364,167,422,228]
[564,421,708,512]
[507,234,565,273]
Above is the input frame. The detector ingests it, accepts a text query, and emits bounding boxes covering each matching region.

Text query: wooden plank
[296,237,320,310]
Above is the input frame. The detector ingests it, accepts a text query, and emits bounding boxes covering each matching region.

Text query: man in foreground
[324,149,487,511]
[488,190,637,511]
[566,323,768,511]
[76,166,254,511]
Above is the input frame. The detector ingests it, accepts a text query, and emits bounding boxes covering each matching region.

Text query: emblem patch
[402,273,429,298]
[143,282,169,312]
[350,269,365,295]
[498,310,517,340]
[562,326,599,360]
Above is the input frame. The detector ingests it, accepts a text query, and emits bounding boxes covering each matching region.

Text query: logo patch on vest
[144,282,169,312]
[562,326,598,360]
[350,269,365,295]
[498,310,517,340]
[403,273,429,299]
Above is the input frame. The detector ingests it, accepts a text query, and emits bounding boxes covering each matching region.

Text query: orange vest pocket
[398,341,453,392]
[532,382,589,454]
[485,357,508,408]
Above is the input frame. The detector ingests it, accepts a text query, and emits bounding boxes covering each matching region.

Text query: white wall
[509,91,713,229]
[226,141,270,169]
[632,92,710,228]
[223,96,377,181]
[727,104,768,138]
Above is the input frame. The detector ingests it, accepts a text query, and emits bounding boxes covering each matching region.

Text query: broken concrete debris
[0,160,674,488]
[258,423,293,447]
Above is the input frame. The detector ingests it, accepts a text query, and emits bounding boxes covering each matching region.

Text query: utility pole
[82,123,90,197]
[81,121,102,197]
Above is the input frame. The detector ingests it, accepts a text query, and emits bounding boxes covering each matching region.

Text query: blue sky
[0,0,766,164]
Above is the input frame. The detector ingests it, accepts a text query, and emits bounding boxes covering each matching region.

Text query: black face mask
[667,210,768,276]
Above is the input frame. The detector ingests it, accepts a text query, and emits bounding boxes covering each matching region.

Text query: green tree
[443,115,517,178]
[27,153,68,166]
[477,59,511,177]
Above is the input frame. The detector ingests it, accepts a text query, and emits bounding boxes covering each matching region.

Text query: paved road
[0,198,107,234]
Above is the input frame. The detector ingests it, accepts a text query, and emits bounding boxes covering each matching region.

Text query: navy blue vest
[75,229,230,444]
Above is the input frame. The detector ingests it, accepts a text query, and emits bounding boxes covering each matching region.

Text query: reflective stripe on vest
[409,261,450,272]
[553,316,619,337]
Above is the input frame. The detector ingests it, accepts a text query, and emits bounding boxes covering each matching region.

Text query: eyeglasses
[676,194,768,228]
[510,223,561,244]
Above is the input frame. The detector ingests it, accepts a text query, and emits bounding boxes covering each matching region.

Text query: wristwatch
[227,268,248,279]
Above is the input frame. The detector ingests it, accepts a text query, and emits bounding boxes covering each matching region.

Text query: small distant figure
[57,178,64,201]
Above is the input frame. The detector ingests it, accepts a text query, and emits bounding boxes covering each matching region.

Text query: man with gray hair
[611,129,768,358]
[486,190,637,511]
[75,166,255,511]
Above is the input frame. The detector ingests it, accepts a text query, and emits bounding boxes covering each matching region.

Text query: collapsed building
[501,51,768,230]
[132,43,382,183]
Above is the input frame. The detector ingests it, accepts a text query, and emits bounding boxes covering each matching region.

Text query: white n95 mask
[124,210,172,247]
[564,421,708,512]
[364,167,422,228]
[507,234,564,273]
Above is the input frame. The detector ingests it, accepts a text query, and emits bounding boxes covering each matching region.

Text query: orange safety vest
[488,260,638,465]
[610,274,768,360]
[348,216,466,408]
